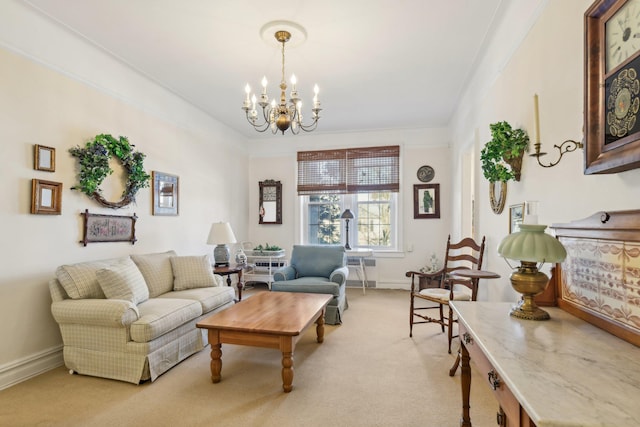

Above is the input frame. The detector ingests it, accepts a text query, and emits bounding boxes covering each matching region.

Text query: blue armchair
[272,245,349,325]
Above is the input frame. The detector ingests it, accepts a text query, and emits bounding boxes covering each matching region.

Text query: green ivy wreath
[69,134,150,209]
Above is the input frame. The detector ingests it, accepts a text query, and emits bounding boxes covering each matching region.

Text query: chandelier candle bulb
[261,76,268,94]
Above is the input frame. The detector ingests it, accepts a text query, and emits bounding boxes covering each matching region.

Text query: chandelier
[242,29,321,135]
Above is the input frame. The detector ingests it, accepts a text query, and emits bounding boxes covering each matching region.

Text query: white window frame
[300,192,399,251]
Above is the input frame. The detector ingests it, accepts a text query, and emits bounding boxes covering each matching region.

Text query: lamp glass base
[213,244,231,267]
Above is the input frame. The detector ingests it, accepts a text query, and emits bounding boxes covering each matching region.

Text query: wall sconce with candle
[530,94,583,168]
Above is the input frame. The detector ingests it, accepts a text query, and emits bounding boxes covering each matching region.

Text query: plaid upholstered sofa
[49,251,235,384]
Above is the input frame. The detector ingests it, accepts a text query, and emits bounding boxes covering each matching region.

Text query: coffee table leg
[316,310,326,343]
[281,337,294,392]
[208,330,222,384]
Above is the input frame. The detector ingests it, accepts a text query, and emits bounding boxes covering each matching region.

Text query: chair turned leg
[439,304,445,333]
[409,295,414,337]
[447,306,453,353]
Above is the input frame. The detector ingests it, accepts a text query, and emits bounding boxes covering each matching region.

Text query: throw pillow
[131,251,177,297]
[170,255,218,291]
[96,257,150,304]
[56,256,129,299]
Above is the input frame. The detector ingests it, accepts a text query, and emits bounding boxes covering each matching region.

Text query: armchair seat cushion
[270,278,339,297]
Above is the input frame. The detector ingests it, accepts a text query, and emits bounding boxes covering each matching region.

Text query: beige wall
[245,128,453,288]
[7,0,640,388]
[0,3,248,387]
[451,0,640,302]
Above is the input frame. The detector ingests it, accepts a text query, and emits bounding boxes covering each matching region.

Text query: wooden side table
[214,264,244,301]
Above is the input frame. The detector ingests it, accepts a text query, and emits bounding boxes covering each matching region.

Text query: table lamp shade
[341,209,354,219]
[207,222,237,267]
[498,224,566,263]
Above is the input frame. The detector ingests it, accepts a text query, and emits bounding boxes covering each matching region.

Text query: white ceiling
[24,0,506,139]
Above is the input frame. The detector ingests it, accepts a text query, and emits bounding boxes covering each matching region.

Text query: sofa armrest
[51,299,139,327]
[273,266,297,281]
[329,266,349,285]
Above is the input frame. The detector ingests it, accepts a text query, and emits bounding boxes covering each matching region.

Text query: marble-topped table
[451,301,640,427]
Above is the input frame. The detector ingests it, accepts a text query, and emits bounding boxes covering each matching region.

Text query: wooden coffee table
[196,291,332,392]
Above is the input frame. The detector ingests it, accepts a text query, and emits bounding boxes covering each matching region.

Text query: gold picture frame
[34,144,55,172]
[31,179,62,215]
[152,171,179,216]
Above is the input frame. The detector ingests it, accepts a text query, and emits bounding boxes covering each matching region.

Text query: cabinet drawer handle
[488,369,501,390]
[462,332,473,345]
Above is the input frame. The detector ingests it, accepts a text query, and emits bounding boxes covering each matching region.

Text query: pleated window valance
[297,145,400,195]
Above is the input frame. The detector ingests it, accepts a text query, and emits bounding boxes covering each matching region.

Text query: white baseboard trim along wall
[0,345,63,390]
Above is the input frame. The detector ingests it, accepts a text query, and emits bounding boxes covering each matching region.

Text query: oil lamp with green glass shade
[498,224,567,320]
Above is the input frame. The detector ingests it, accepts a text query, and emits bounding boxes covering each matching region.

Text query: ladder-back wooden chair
[406,235,486,353]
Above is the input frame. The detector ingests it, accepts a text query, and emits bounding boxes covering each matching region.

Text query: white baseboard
[374,281,410,290]
[0,345,64,390]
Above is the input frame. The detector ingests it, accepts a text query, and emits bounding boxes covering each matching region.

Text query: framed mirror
[259,180,282,224]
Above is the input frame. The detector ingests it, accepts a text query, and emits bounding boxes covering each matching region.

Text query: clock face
[263,186,277,201]
[606,0,640,73]
[606,65,640,143]
[417,165,435,182]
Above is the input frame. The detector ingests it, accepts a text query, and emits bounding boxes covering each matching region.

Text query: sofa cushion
[96,257,150,305]
[131,298,202,343]
[131,251,177,297]
[170,255,218,290]
[56,256,130,299]
[159,285,235,314]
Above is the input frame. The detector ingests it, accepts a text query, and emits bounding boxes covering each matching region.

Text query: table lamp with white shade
[497,224,567,320]
[207,222,237,267]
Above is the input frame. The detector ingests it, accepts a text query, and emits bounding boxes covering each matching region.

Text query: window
[306,194,342,244]
[356,192,393,247]
[298,145,400,251]
[301,192,398,250]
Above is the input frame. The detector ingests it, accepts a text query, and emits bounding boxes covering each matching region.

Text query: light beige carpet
[0,288,497,426]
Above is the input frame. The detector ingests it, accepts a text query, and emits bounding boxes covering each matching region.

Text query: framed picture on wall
[31,179,62,214]
[34,145,55,172]
[152,171,179,216]
[80,209,137,246]
[413,184,440,219]
[509,203,524,233]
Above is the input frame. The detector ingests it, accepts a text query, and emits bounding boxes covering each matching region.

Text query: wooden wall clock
[585,0,640,174]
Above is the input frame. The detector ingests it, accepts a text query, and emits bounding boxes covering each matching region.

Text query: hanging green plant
[69,134,150,209]
[480,121,530,182]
